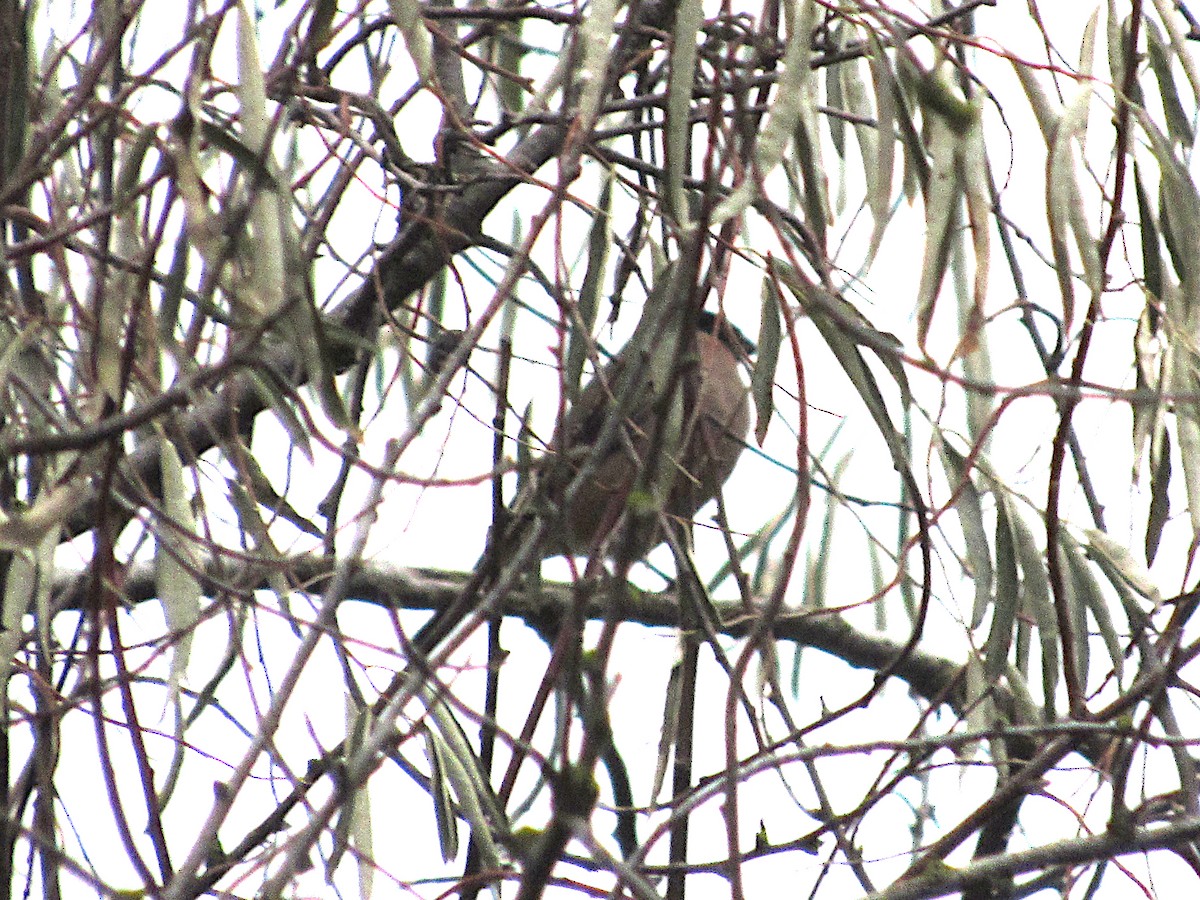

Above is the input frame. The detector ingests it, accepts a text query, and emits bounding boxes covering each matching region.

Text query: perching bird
[533,308,754,560]
[405,308,754,658]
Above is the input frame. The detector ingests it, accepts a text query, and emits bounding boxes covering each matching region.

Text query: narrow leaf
[1066,533,1124,683]
[1145,18,1195,148]
[1005,499,1058,716]
[1085,528,1162,606]
[1145,428,1171,565]
[754,272,782,445]
[712,0,816,227]
[939,440,993,628]
[863,38,897,262]
[157,441,202,704]
[387,0,432,82]
[984,491,1018,682]
[566,173,612,402]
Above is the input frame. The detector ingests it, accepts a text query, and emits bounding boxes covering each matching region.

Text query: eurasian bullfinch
[536,309,754,560]
[405,310,754,656]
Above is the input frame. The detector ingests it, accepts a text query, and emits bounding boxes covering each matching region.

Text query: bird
[405,308,755,658]
[531,308,755,561]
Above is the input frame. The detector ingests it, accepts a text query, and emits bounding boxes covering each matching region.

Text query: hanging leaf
[156,441,203,707]
[565,172,613,403]
[984,491,1017,683]
[939,440,993,629]
[1145,18,1195,149]
[754,271,783,446]
[1145,429,1171,565]
[862,38,898,263]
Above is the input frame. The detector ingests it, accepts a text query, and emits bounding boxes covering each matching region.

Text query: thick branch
[57,554,965,712]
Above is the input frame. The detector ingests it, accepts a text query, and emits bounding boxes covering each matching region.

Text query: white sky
[18,1,1200,898]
